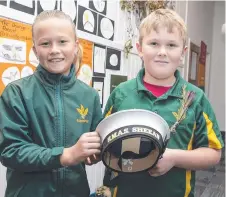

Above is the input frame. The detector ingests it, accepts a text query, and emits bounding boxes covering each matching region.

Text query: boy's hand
[148,148,175,177]
[60,132,101,166]
[84,153,101,165]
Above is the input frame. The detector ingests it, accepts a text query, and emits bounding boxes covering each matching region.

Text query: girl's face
[33,17,78,75]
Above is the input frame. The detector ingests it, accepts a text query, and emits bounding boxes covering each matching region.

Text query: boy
[103,9,224,197]
[0,10,102,197]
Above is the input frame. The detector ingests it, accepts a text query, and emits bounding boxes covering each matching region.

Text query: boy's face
[33,18,77,75]
[137,26,187,83]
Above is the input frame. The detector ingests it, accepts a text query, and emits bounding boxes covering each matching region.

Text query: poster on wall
[93,43,106,77]
[77,5,97,35]
[37,0,58,15]
[92,77,104,107]
[0,1,7,6]
[0,17,37,95]
[89,0,107,15]
[106,47,121,71]
[77,38,93,86]
[9,0,35,15]
[110,75,127,93]
[60,0,77,24]
[98,15,114,40]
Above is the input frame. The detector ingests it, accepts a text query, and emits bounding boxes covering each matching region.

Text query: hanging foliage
[120,0,175,58]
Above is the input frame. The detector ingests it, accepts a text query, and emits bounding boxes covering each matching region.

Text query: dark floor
[195,147,225,197]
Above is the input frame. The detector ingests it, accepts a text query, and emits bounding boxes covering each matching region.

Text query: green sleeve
[0,85,63,172]
[91,92,104,131]
[194,93,224,149]
[103,88,120,118]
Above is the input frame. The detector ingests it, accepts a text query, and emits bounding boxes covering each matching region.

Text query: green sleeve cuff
[51,146,64,168]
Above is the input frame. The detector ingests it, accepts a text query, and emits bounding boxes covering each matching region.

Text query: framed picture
[98,15,114,40]
[110,75,127,93]
[60,0,77,24]
[0,1,7,6]
[106,47,121,71]
[10,0,35,15]
[93,44,106,77]
[77,5,97,35]
[89,0,107,15]
[37,0,57,15]
[188,42,200,86]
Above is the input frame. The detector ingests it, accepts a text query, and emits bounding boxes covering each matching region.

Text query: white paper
[100,17,113,39]
[29,48,39,67]
[61,0,77,22]
[77,64,92,85]
[110,54,118,66]
[93,0,105,12]
[93,46,106,74]
[0,38,26,64]
[83,10,95,32]
[21,66,34,78]
[2,66,20,86]
[93,81,103,104]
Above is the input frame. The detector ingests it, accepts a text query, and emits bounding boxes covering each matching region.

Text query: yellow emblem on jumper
[76,105,89,123]
[105,106,113,118]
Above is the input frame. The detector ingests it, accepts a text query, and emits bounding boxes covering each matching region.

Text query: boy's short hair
[32,10,77,40]
[139,9,187,46]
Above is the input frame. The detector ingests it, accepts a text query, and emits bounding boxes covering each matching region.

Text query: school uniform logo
[76,104,89,123]
[105,106,113,117]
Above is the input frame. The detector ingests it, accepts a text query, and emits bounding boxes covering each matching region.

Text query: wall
[208,1,225,131]
[177,1,225,131]
[186,1,215,51]
[183,1,215,83]
[186,1,225,131]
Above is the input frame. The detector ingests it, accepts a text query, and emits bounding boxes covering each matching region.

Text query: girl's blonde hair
[139,9,187,46]
[32,10,77,40]
[75,43,83,74]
